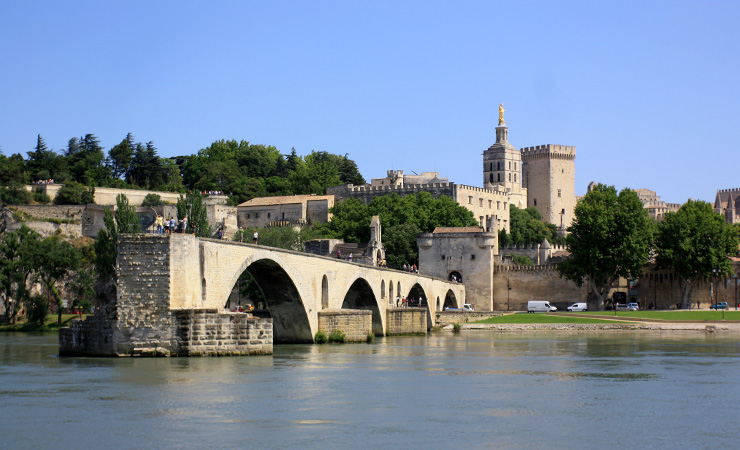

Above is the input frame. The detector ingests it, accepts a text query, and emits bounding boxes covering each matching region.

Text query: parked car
[615,303,630,311]
[463,303,474,311]
[626,302,639,311]
[710,302,729,310]
[567,303,587,312]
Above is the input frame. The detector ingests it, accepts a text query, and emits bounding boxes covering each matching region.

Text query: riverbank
[457,322,740,332]
[0,314,89,332]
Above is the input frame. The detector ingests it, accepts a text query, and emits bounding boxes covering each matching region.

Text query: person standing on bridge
[253,230,259,244]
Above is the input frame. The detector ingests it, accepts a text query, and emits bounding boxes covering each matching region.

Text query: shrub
[33,189,51,204]
[54,182,95,205]
[26,295,49,327]
[141,193,163,207]
[0,183,32,205]
[314,330,328,344]
[452,322,462,333]
[366,332,375,343]
[328,329,346,343]
[512,254,534,266]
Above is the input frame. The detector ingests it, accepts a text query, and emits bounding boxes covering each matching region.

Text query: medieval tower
[482,106,527,209]
[521,144,576,230]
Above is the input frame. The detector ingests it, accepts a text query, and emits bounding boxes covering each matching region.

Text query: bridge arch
[226,256,313,343]
[341,277,383,336]
[444,289,458,309]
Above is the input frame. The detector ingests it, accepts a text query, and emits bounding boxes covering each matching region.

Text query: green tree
[508,205,563,246]
[115,194,142,234]
[35,235,82,325]
[108,134,134,180]
[141,193,163,207]
[176,191,211,237]
[558,184,653,310]
[0,153,28,185]
[655,200,740,308]
[317,192,478,267]
[54,181,95,205]
[94,208,118,280]
[27,134,64,182]
[0,226,41,324]
[0,183,32,205]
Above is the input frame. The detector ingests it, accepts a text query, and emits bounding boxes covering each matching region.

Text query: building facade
[236,194,334,229]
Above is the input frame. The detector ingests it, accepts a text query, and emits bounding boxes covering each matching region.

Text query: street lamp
[507,277,511,311]
[734,273,738,311]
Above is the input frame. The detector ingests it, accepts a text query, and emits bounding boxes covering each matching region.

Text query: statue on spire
[498,103,506,126]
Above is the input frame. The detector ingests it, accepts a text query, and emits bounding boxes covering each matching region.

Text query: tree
[316,192,478,267]
[0,153,28,185]
[114,194,141,234]
[27,134,62,182]
[558,184,653,310]
[655,200,740,308]
[0,226,41,324]
[35,235,82,325]
[108,135,133,179]
[508,205,564,245]
[176,191,211,237]
[54,181,95,205]
[0,183,32,205]
[141,193,163,207]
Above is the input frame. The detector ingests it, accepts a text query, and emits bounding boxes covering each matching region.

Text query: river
[1,331,739,449]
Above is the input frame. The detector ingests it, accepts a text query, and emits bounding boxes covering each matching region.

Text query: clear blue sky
[1,1,738,204]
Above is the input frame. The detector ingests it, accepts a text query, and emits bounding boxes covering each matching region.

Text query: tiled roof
[432,227,484,233]
[238,194,334,207]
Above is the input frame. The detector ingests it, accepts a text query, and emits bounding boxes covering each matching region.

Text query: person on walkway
[155,215,164,234]
[239,227,244,242]
[182,216,188,234]
[253,230,259,244]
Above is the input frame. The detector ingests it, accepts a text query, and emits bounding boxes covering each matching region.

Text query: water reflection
[1,331,740,449]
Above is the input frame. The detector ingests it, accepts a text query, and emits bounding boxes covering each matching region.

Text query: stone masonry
[318,309,372,342]
[171,309,272,356]
[385,308,426,335]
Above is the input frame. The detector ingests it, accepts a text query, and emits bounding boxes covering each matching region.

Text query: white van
[527,301,557,313]
[463,303,474,311]
[567,303,587,312]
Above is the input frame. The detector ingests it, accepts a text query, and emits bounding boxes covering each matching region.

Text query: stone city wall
[385,308,427,334]
[493,264,587,311]
[170,309,272,356]
[636,264,740,309]
[318,309,372,341]
[435,310,502,325]
[10,205,85,222]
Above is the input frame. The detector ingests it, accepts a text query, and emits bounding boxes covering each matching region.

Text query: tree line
[558,184,739,310]
[0,134,365,206]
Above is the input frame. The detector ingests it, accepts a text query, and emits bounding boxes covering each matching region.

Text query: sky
[1,0,738,204]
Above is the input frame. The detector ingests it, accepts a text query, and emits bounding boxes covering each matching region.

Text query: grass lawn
[0,314,89,332]
[474,313,629,324]
[573,310,740,321]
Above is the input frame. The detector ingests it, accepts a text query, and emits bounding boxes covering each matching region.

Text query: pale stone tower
[482,120,527,209]
[521,145,576,231]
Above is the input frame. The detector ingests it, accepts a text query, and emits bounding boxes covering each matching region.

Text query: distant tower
[482,117,523,195]
[521,144,576,231]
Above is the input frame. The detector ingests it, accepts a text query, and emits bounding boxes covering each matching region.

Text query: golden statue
[498,103,506,125]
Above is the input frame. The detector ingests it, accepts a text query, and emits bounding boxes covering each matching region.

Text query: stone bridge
[170,234,465,342]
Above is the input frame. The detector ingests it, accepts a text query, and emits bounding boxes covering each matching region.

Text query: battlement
[493,263,560,273]
[520,144,576,160]
[348,182,453,193]
[718,188,740,194]
[456,184,508,197]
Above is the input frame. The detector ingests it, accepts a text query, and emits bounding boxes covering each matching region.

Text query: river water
[1,331,739,450]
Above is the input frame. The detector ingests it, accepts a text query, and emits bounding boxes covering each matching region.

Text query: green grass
[474,313,629,324]
[577,310,740,321]
[0,314,89,332]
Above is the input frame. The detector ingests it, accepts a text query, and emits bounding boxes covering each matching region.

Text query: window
[508,173,511,182]
[497,162,501,170]
[479,216,484,227]
[471,254,476,260]
[558,189,562,198]
[504,202,507,210]
[497,173,501,182]
[509,161,511,170]
[489,163,493,171]
[441,255,446,260]
[246,213,250,219]
[488,200,492,208]
[267,213,271,218]
[479,198,483,207]
[489,173,493,183]
[534,199,537,206]
[514,162,517,170]
[255,213,259,218]
[497,201,501,209]
[468,196,473,204]
[514,174,516,182]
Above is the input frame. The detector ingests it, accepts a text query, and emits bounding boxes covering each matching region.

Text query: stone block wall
[318,309,372,341]
[171,309,272,356]
[114,235,173,353]
[493,264,587,311]
[10,205,85,222]
[385,308,426,334]
[59,303,118,356]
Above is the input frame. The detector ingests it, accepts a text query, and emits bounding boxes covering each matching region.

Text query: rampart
[27,184,228,206]
[328,182,456,204]
[493,264,587,311]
